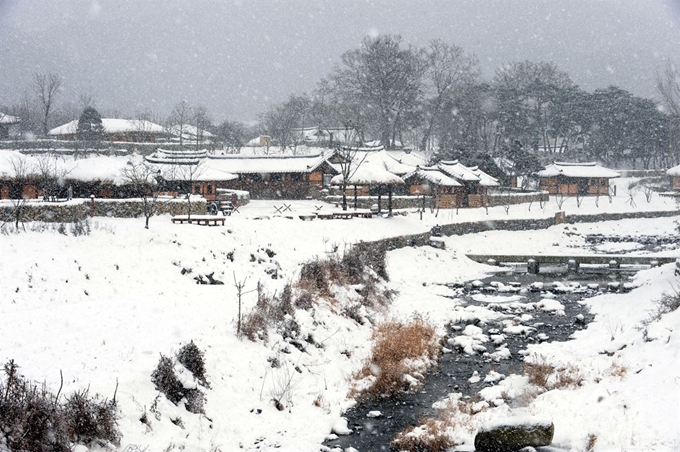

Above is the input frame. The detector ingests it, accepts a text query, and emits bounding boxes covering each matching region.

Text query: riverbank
[0,193,678,451]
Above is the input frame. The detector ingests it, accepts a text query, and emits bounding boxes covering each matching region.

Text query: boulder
[474,418,554,452]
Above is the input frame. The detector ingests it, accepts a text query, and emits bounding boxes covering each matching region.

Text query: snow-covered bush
[177,341,208,387]
[0,360,119,451]
[150,354,206,414]
[63,388,120,446]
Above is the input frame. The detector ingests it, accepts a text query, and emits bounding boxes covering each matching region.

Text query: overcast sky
[1,0,679,123]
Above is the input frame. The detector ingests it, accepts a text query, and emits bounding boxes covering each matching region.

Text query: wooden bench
[351,211,373,218]
[171,216,225,226]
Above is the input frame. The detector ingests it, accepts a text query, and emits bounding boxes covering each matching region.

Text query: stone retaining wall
[0,203,89,223]
[487,191,549,207]
[0,198,207,223]
[91,198,206,218]
[352,209,679,255]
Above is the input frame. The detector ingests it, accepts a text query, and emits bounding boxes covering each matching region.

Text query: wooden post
[377,184,382,213]
[567,259,580,273]
[388,184,393,217]
[353,185,358,210]
[527,259,540,274]
[89,194,95,217]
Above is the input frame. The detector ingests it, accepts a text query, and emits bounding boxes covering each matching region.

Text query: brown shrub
[522,355,584,391]
[352,317,440,399]
[586,433,598,452]
[392,399,477,452]
[392,418,456,452]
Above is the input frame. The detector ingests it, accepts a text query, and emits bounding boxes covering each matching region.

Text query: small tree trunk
[388,185,393,217]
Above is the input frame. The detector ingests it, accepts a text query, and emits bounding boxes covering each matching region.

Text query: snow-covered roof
[666,164,680,177]
[438,160,482,182]
[205,152,335,174]
[49,119,165,136]
[469,166,500,187]
[403,167,463,187]
[155,159,238,182]
[146,149,207,165]
[0,150,140,184]
[360,150,417,176]
[166,124,215,139]
[0,112,21,124]
[330,164,404,185]
[536,162,620,179]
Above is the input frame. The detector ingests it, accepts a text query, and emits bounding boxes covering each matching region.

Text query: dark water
[324,270,634,452]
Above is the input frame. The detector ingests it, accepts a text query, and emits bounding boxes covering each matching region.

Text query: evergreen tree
[77,106,104,141]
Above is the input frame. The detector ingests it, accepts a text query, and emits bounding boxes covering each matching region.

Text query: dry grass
[391,398,479,451]
[523,355,584,392]
[606,362,628,379]
[586,433,598,452]
[351,317,440,400]
[642,289,680,327]
[295,246,391,312]
[392,418,457,452]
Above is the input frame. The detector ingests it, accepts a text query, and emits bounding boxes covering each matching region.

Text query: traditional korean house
[49,118,167,143]
[666,164,680,190]
[0,112,21,139]
[437,160,499,207]
[537,162,620,195]
[203,152,339,199]
[403,167,465,208]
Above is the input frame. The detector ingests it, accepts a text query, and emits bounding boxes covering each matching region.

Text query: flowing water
[325,269,637,452]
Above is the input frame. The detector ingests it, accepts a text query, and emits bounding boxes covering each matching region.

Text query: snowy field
[1,182,679,451]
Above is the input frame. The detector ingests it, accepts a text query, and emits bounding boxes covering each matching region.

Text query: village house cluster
[1,113,657,209]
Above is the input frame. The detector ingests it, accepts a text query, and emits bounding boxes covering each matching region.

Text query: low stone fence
[350,209,679,255]
[0,202,89,223]
[90,198,206,218]
[566,210,679,224]
[0,197,207,223]
[323,195,425,210]
[487,191,549,207]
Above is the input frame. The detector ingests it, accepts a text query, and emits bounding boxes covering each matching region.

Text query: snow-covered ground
[1,182,679,451]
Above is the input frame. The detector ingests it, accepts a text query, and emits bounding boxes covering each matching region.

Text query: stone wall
[351,208,678,255]
[91,198,206,218]
[487,191,549,207]
[323,195,429,210]
[0,202,89,223]
[0,197,207,223]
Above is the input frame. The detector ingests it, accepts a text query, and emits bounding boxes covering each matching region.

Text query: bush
[522,355,584,391]
[64,389,119,446]
[0,360,119,451]
[151,353,206,414]
[352,317,440,399]
[177,341,208,386]
[241,283,298,343]
[392,418,457,452]
[151,355,185,405]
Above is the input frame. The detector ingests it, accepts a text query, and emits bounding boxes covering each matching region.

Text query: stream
[325,268,638,452]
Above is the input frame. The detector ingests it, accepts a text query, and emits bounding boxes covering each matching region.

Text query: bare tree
[193,105,212,151]
[121,159,163,229]
[33,73,63,137]
[324,35,425,149]
[420,39,480,152]
[34,153,73,201]
[335,127,368,211]
[657,61,680,166]
[175,161,205,220]
[167,101,193,149]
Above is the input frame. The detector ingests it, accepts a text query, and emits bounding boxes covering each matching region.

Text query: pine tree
[77,106,104,141]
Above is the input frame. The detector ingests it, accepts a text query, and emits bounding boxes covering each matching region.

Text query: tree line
[3,34,680,170]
